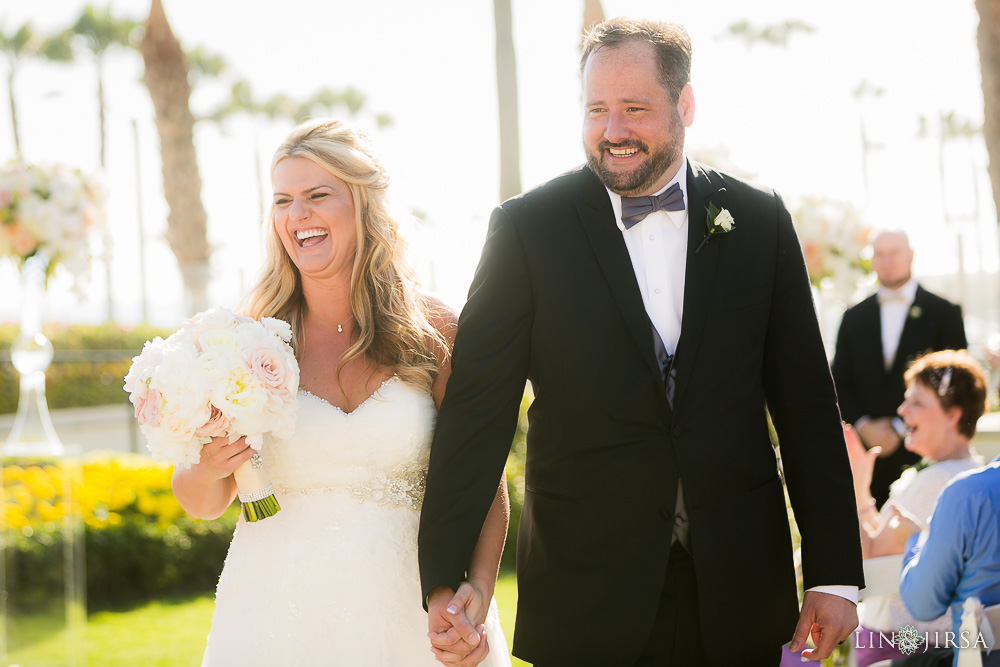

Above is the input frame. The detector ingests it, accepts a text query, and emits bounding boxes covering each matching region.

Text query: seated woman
[847,349,987,667]
[891,456,1000,667]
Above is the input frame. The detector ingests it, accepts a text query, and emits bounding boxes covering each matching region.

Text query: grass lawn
[31,572,528,666]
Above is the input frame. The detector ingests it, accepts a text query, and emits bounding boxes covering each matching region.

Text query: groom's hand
[427,584,489,666]
[788,591,858,661]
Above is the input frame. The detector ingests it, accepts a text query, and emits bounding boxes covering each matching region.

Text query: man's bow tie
[878,291,908,305]
[621,182,685,229]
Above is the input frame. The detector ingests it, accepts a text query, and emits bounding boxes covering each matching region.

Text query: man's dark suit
[832,287,967,506]
[418,162,864,666]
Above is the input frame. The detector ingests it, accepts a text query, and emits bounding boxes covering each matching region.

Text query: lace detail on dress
[299,375,400,415]
[350,461,427,509]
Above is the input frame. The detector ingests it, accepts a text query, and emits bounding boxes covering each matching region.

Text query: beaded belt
[274,464,427,510]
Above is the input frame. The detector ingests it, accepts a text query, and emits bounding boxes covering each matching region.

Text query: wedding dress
[202,377,511,666]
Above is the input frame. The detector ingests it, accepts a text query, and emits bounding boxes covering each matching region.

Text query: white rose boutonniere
[695,201,736,254]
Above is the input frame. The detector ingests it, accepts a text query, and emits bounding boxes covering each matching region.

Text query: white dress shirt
[606,157,858,605]
[878,278,918,371]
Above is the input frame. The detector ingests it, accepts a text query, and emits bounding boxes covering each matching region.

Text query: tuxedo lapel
[673,162,724,410]
[574,167,665,390]
[891,286,927,375]
[860,297,888,375]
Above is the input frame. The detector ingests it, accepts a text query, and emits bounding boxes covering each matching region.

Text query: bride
[172,119,512,667]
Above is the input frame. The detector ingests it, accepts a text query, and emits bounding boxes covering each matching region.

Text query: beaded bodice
[260,376,435,510]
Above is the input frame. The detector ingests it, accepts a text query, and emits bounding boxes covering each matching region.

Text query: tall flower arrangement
[0,161,105,287]
[791,197,872,297]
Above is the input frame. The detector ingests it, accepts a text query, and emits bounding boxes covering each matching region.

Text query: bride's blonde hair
[242,118,446,393]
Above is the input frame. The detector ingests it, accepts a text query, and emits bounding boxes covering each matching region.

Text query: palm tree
[582,0,605,39]
[139,0,211,314]
[70,5,139,169]
[493,0,521,201]
[976,0,1000,233]
[0,23,72,157]
[724,19,815,47]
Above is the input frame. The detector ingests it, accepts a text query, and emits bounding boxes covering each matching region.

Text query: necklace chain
[308,310,353,333]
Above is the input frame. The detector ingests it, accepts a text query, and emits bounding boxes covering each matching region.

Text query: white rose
[714,209,735,232]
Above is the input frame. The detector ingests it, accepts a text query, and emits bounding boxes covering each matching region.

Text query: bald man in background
[832,229,967,507]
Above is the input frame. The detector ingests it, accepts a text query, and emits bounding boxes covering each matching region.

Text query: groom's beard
[586,116,684,197]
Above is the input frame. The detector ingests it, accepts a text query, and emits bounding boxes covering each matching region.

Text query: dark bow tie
[620,182,685,229]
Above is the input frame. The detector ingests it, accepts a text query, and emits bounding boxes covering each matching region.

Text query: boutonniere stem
[695,200,735,254]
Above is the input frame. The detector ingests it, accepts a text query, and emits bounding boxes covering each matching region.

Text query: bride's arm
[465,474,509,604]
[172,436,254,520]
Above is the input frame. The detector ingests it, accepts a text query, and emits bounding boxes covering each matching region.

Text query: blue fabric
[899,456,1000,666]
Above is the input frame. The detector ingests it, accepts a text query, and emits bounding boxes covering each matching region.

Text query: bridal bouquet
[124,308,299,522]
[0,160,105,288]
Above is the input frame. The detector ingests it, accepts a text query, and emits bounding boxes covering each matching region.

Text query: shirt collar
[609,157,689,232]
[877,278,918,305]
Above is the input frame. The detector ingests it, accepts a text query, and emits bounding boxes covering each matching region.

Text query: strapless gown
[202,377,511,666]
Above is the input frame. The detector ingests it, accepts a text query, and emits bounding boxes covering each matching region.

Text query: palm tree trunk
[7,67,20,158]
[97,58,107,168]
[582,0,605,37]
[493,0,522,202]
[139,0,211,314]
[977,0,1000,230]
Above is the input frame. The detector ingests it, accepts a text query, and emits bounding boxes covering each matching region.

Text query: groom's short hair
[581,18,692,103]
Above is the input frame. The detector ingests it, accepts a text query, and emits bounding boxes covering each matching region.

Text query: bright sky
[0,0,996,344]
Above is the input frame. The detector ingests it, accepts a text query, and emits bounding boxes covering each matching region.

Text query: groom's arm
[760,191,863,658]
[418,204,532,601]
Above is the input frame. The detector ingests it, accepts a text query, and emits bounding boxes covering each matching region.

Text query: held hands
[788,591,859,661]
[888,505,922,550]
[427,583,490,666]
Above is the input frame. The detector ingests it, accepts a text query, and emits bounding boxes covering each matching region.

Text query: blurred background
[0,0,995,335]
[1,1,999,664]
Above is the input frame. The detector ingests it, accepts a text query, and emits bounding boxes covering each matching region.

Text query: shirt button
[654,288,661,294]
[649,235,655,241]
[674,514,685,526]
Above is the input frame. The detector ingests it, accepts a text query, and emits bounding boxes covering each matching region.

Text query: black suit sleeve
[418,206,532,602]
[939,303,967,351]
[762,192,865,589]
[831,312,863,425]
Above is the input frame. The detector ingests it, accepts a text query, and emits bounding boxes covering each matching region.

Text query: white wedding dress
[202,377,511,666]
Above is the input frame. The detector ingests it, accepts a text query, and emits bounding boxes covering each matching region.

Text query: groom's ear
[677,83,695,127]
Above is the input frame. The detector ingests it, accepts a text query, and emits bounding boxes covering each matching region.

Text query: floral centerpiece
[124,308,300,522]
[0,161,105,287]
[790,197,872,296]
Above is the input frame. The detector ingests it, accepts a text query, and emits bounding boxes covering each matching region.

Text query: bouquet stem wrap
[234,453,281,522]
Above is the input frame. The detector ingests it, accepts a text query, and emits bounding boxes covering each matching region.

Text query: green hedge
[3,455,237,610]
[0,323,172,414]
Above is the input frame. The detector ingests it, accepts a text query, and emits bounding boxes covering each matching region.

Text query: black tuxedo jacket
[831,286,966,504]
[418,163,864,666]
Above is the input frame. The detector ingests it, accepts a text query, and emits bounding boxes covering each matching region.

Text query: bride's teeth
[296,229,328,240]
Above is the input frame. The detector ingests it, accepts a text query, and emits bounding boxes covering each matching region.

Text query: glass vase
[1,253,85,667]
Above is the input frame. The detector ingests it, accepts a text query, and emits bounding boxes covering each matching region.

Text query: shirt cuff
[806,585,859,605]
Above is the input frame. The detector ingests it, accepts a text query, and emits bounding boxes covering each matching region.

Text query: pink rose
[248,347,288,392]
[134,387,162,426]
[195,405,231,439]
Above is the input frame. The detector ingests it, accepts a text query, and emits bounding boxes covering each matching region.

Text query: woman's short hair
[905,349,988,439]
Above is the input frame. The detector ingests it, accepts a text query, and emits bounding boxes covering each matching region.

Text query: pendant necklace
[308,311,353,333]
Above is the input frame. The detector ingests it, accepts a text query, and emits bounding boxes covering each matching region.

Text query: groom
[419,18,864,666]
